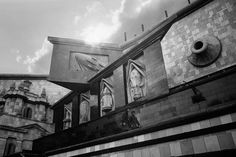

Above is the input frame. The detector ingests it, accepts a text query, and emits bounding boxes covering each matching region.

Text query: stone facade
[0,77,69,156]
[17,0,236,157]
[0,79,69,105]
[161,0,236,87]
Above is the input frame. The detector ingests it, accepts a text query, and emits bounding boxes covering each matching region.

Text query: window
[22,107,32,119]
[3,137,16,156]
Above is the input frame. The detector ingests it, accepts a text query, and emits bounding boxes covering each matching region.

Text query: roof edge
[88,0,213,83]
[48,36,121,51]
[0,74,48,80]
[119,0,213,50]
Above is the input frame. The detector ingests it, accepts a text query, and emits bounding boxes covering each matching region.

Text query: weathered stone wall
[48,37,122,89]
[124,40,168,104]
[0,79,70,105]
[128,71,236,128]
[0,127,44,156]
[113,66,126,109]
[48,111,236,157]
[143,40,169,99]
[0,114,54,133]
[161,0,236,87]
[0,138,6,157]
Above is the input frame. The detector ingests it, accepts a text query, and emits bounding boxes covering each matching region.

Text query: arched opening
[22,107,32,119]
[3,138,16,156]
[6,143,16,155]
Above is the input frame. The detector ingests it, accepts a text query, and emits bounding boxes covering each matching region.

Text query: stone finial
[10,82,16,90]
[0,88,6,96]
[23,80,32,91]
[41,88,47,98]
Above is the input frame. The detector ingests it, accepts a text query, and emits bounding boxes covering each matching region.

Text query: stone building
[8,0,236,156]
[0,75,69,157]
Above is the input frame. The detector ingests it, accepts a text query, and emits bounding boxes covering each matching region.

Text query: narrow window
[22,107,32,119]
[63,102,72,130]
[3,138,16,156]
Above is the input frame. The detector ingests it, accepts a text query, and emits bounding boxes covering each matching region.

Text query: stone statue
[101,87,113,109]
[128,60,146,102]
[130,68,144,100]
[79,98,90,123]
[100,80,114,116]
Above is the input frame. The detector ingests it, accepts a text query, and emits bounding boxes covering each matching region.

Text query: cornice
[0,74,48,80]
[48,36,121,51]
[0,125,27,133]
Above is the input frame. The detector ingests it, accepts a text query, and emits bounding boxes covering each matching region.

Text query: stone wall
[0,138,6,156]
[0,79,70,105]
[129,71,236,128]
[0,114,54,133]
[48,37,122,90]
[161,0,236,87]
[48,112,236,157]
[0,127,44,156]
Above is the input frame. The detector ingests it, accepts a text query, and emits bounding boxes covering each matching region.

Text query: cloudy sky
[0,0,194,74]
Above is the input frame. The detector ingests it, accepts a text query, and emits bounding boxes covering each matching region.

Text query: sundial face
[70,52,109,72]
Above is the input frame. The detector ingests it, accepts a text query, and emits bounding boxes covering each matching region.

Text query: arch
[6,143,16,155]
[22,107,32,119]
[3,138,16,156]
[127,59,146,102]
[100,79,114,116]
[79,94,90,124]
[63,103,72,130]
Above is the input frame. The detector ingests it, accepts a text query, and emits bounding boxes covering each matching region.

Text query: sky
[0,0,195,74]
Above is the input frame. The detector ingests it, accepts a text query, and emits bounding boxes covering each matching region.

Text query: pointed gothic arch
[127,59,146,102]
[63,102,72,130]
[3,137,16,156]
[22,107,32,119]
[100,79,115,116]
[79,94,90,124]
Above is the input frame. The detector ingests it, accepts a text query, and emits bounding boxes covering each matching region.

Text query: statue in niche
[79,94,90,124]
[63,103,72,129]
[127,59,146,102]
[100,79,114,116]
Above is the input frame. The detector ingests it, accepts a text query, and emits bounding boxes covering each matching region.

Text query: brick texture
[161,0,236,88]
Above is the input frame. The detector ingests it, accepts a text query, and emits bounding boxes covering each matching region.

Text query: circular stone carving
[187,36,221,67]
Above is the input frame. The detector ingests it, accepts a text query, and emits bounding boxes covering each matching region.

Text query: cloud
[110,0,189,43]
[136,0,152,13]
[73,0,165,43]
[10,49,20,54]
[74,0,126,43]
[23,38,52,73]
[16,55,22,63]
[73,15,81,25]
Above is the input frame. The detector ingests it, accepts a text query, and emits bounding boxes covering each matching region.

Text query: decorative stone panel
[100,79,115,116]
[127,59,146,103]
[79,94,90,124]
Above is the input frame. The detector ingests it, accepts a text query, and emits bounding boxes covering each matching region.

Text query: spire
[23,80,32,91]
[10,82,16,90]
[41,88,47,98]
